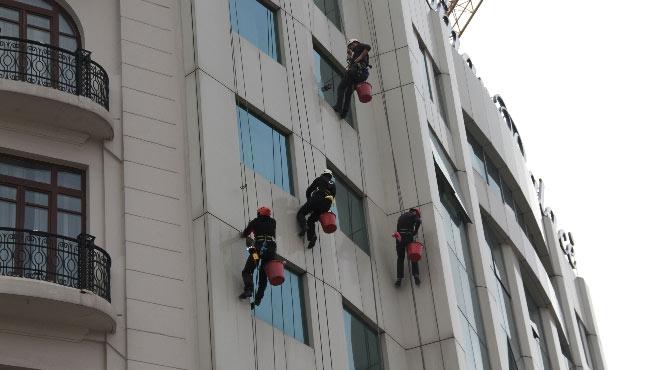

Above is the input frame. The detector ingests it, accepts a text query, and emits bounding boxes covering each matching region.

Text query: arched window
[0,0,80,51]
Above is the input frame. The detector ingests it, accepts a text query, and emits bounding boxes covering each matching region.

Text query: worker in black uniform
[297,169,336,249]
[333,38,371,119]
[239,206,277,307]
[394,208,422,287]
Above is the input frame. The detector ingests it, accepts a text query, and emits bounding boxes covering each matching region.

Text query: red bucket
[406,242,424,262]
[265,260,286,286]
[319,211,337,234]
[355,82,372,103]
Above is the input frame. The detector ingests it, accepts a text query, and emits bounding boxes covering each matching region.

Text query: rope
[228,0,265,369]
[358,0,434,369]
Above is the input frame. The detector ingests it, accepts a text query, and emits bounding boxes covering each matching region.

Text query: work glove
[392,232,402,242]
[245,236,254,247]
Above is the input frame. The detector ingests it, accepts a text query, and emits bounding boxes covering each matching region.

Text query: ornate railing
[0,36,109,110]
[0,228,111,302]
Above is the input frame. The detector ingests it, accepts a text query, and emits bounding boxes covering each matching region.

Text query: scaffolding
[446,0,484,37]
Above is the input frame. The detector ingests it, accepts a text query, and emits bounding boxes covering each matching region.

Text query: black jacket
[348,42,371,66]
[242,216,276,238]
[306,174,336,200]
[397,211,421,235]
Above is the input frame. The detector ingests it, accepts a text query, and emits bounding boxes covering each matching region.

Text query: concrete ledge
[0,276,116,333]
[0,78,113,140]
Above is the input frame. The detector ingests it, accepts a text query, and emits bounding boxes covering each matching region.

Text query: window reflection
[236,105,293,194]
[313,45,355,127]
[332,175,369,254]
[313,0,342,31]
[229,0,280,61]
[253,267,308,344]
[343,307,381,370]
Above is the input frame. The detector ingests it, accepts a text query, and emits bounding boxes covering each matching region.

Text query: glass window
[313,0,342,31]
[485,157,502,201]
[229,0,280,61]
[236,105,293,194]
[526,290,552,370]
[253,267,308,344]
[503,183,514,212]
[0,0,79,48]
[428,125,461,196]
[577,314,594,368]
[313,46,355,127]
[58,171,81,190]
[438,169,491,369]
[421,49,434,101]
[343,307,381,370]
[467,134,487,180]
[333,176,369,254]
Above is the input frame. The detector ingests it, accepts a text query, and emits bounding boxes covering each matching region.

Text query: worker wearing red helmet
[239,206,277,306]
[394,208,422,287]
[332,38,371,119]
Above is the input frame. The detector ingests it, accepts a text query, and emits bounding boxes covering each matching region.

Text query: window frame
[331,168,369,254]
[228,0,282,62]
[236,102,295,195]
[0,154,86,275]
[312,41,356,127]
[313,0,343,31]
[252,263,310,345]
[0,0,80,49]
[343,304,382,370]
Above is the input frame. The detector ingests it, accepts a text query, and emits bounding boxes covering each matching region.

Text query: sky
[459,0,660,368]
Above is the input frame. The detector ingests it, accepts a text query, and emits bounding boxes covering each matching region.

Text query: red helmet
[410,208,421,217]
[257,206,271,217]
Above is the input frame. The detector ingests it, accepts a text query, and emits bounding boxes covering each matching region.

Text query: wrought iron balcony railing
[0,228,111,302]
[0,36,109,110]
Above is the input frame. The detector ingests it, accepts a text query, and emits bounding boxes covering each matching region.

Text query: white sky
[459,0,660,368]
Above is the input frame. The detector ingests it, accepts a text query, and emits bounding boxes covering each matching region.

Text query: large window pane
[313,46,355,127]
[16,0,53,10]
[253,267,308,344]
[577,315,594,368]
[0,158,51,184]
[229,0,280,61]
[344,308,381,370]
[486,157,502,201]
[313,0,342,31]
[333,176,369,254]
[57,212,81,238]
[57,171,82,190]
[236,105,293,194]
[467,134,487,180]
[422,50,434,101]
[440,170,491,369]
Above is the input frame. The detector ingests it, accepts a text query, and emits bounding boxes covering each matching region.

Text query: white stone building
[0,0,605,369]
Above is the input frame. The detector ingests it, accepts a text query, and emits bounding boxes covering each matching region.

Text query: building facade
[0,0,606,369]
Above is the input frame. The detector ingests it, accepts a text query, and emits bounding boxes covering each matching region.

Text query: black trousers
[396,233,419,279]
[241,240,276,302]
[297,197,332,241]
[334,73,358,115]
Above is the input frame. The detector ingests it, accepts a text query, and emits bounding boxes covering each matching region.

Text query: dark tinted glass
[237,105,293,194]
[438,170,491,369]
[343,308,381,370]
[253,268,308,344]
[314,0,342,31]
[467,134,487,179]
[333,176,369,254]
[485,157,502,200]
[229,0,280,61]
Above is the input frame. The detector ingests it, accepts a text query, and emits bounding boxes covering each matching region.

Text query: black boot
[251,297,262,309]
[307,236,317,249]
[394,278,402,287]
[414,276,421,286]
[239,289,253,300]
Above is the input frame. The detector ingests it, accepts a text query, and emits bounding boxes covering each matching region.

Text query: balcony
[0,36,113,140]
[0,228,115,332]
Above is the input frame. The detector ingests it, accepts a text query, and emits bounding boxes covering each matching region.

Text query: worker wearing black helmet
[239,206,277,307]
[333,38,371,119]
[297,169,336,249]
[394,208,422,287]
